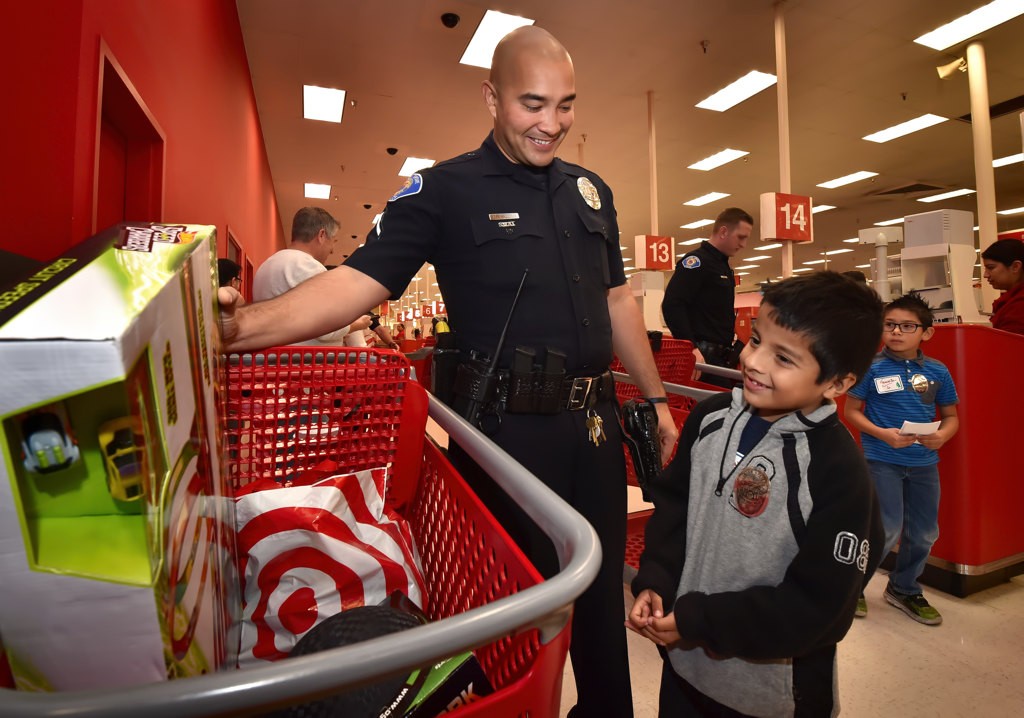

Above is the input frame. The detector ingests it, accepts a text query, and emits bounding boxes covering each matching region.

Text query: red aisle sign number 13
[634,235,674,270]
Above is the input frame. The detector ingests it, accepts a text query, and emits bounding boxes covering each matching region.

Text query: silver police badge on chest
[577,177,601,210]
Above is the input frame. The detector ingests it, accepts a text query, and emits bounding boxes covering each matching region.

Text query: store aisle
[560,571,1024,717]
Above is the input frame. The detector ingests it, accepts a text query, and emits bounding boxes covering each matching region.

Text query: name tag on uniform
[488,213,520,221]
[874,375,904,394]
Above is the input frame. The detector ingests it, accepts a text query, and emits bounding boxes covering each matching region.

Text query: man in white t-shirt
[253,207,372,346]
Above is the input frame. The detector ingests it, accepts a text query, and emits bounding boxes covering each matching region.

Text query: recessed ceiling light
[803,259,827,265]
[811,205,836,214]
[688,148,749,171]
[459,10,534,68]
[856,264,871,269]
[398,157,435,176]
[792,267,813,273]
[684,192,730,206]
[875,217,906,226]
[817,171,878,189]
[843,237,860,243]
[305,182,331,199]
[863,114,948,143]
[681,219,715,229]
[743,255,772,261]
[303,85,347,123]
[997,206,1024,215]
[737,272,751,276]
[914,0,1024,51]
[993,153,1024,167]
[917,188,976,203]
[758,243,783,250]
[735,264,760,269]
[679,238,705,245]
[696,70,777,112]
[824,248,854,255]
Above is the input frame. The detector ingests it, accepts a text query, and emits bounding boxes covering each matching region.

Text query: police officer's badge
[577,177,601,210]
[683,255,701,269]
[730,457,775,518]
[389,173,423,202]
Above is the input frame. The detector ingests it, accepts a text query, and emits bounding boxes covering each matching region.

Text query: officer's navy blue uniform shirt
[346,133,626,373]
[661,240,735,346]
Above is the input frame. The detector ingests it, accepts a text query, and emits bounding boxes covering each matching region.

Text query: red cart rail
[0,348,599,718]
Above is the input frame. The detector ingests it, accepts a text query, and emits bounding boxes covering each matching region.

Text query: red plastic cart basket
[0,347,600,718]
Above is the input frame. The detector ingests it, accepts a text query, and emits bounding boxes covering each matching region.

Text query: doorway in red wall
[94,44,165,234]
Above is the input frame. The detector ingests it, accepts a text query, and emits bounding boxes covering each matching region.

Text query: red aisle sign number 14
[760,192,814,243]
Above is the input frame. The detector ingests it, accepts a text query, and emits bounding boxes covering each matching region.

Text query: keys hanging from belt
[586,408,606,447]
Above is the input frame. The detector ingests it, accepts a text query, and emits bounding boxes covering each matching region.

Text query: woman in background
[981,239,1024,335]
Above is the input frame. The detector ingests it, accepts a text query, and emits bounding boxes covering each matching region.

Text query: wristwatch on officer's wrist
[645,396,668,404]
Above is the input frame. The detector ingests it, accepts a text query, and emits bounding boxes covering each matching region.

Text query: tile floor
[559,571,1024,717]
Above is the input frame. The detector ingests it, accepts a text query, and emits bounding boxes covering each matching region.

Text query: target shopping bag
[234,465,425,666]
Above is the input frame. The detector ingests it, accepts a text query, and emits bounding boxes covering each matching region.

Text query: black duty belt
[495,369,615,413]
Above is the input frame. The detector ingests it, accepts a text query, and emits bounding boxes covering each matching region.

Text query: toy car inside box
[0,223,237,690]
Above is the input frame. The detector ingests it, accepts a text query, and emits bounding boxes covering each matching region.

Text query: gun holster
[452,357,499,426]
[621,398,662,502]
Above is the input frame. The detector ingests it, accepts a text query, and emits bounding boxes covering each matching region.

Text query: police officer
[661,207,752,388]
[219,26,677,718]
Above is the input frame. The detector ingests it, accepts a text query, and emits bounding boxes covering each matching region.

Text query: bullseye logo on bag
[234,467,424,665]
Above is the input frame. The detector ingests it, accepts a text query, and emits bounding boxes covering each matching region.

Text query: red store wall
[0,0,285,263]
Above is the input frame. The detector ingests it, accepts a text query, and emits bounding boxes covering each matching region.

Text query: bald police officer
[219,26,677,718]
[662,207,752,387]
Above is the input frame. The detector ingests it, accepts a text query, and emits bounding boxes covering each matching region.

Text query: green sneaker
[855,594,867,618]
[884,585,942,625]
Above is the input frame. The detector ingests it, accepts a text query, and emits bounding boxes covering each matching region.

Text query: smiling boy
[629,272,886,717]
[844,293,959,626]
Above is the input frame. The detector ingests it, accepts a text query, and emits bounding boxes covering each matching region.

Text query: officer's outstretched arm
[219,265,391,353]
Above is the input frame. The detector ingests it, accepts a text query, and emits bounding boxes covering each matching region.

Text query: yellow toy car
[98,417,146,501]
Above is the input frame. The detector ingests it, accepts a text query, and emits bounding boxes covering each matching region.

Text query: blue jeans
[866,460,940,595]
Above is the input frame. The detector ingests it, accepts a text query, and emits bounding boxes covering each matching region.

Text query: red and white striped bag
[234,465,425,666]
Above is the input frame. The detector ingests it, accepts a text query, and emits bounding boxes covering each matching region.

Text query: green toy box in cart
[0,223,237,691]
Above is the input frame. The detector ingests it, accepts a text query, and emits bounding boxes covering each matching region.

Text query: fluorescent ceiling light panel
[862,114,948,143]
[817,171,878,189]
[811,205,836,214]
[460,10,535,68]
[735,264,760,270]
[737,272,751,276]
[684,192,730,206]
[997,206,1024,215]
[304,182,331,199]
[696,70,777,112]
[398,157,435,177]
[803,259,827,265]
[843,237,860,243]
[917,188,976,203]
[758,243,783,250]
[914,0,1024,50]
[824,248,854,255]
[371,212,382,225]
[875,217,906,226]
[679,238,705,246]
[303,85,346,123]
[994,153,1024,167]
[743,255,772,261]
[688,148,749,171]
[681,219,715,229]
[856,264,871,269]
[792,267,813,273]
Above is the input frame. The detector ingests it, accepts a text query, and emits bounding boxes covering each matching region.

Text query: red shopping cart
[0,347,599,718]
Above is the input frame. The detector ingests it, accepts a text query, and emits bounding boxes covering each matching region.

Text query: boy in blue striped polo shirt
[844,293,959,625]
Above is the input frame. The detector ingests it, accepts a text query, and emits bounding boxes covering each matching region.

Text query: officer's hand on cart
[691,347,705,381]
[655,404,679,465]
[217,286,244,350]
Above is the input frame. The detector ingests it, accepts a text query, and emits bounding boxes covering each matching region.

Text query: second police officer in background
[661,207,752,388]
[218,25,677,718]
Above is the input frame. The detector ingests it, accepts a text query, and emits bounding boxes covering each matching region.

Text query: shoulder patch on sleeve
[389,173,423,202]
[682,255,701,269]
